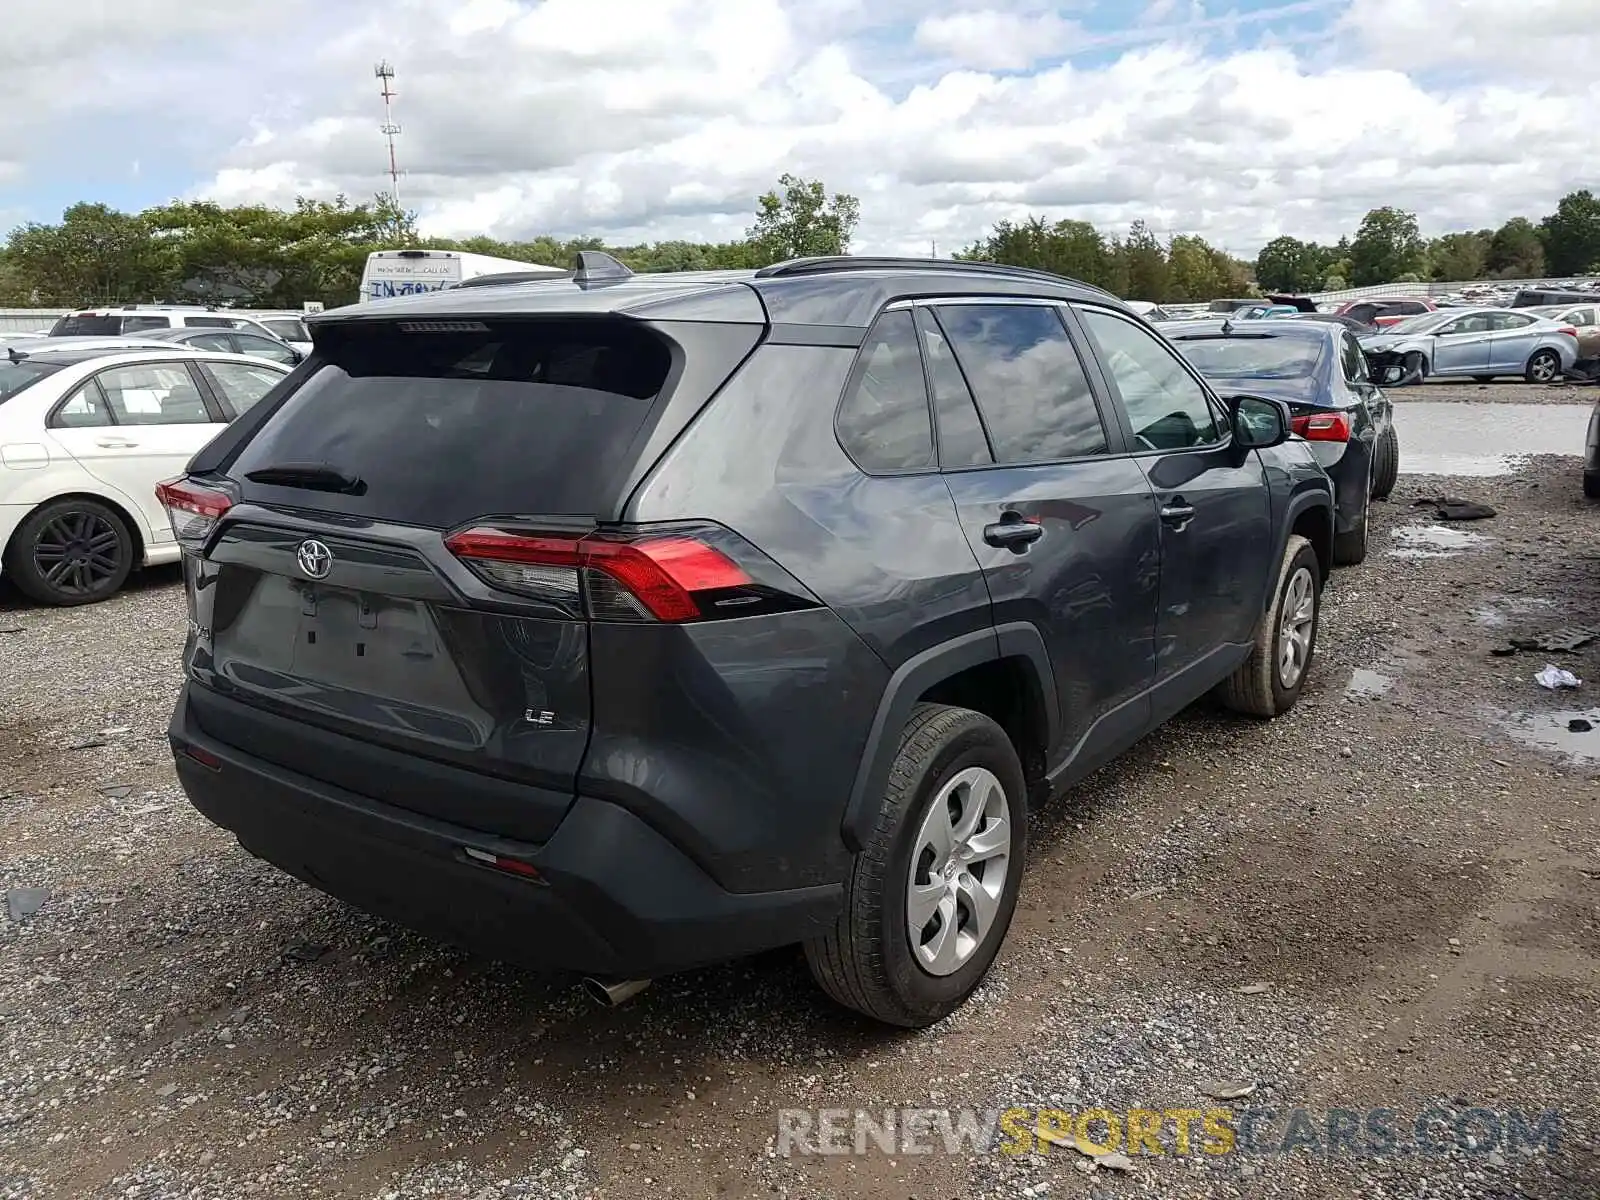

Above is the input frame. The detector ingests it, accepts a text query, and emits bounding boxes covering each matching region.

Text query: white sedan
[0,344,290,605]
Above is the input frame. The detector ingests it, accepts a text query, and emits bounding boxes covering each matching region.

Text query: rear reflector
[155,477,233,548]
[462,846,544,881]
[446,527,753,622]
[1290,412,1351,442]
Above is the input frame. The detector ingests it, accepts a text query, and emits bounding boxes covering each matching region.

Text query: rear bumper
[170,682,842,977]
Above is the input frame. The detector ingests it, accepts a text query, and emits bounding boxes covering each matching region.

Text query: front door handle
[983,514,1043,550]
[1160,498,1196,527]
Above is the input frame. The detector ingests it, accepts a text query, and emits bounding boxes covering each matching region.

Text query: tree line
[4,173,1599,310]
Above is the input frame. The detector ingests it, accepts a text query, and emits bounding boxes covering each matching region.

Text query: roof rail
[753,255,1108,293]
[451,269,572,290]
[572,250,633,288]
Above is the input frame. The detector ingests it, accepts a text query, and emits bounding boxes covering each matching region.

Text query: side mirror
[1228,394,1291,449]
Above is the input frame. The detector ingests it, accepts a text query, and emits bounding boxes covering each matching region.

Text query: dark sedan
[1165,318,1399,565]
[121,325,302,366]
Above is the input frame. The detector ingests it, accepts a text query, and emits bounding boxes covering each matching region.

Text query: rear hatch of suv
[167,313,762,843]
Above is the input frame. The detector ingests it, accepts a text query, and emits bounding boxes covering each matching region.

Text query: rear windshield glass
[229,318,673,528]
[1171,334,1324,379]
[50,315,123,336]
[260,318,308,342]
[0,359,63,401]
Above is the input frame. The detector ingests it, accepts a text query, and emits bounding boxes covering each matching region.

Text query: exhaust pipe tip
[582,976,652,1007]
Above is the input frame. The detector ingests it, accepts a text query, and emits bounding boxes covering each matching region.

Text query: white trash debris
[1535,663,1582,690]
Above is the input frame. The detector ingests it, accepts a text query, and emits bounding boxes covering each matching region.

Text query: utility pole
[374,60,403,230]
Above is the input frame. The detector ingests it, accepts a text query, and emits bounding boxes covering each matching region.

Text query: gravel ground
[2,380,1598,1199]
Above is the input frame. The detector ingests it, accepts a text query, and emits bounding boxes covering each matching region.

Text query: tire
[1218,535,1321,719]
[1584,470,1600,500]
[1526,349,1561,384]
[1371,426,1400,501]
[1333,483,1369,566]
[805,703,1027,1028]
[2,498,134,607]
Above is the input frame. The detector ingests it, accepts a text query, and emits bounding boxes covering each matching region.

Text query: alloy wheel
[31,510,123,597]
[1277,566,1316,688]
[906,766,1013,977]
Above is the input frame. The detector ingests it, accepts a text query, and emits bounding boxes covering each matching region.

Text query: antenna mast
[374,60,403,215]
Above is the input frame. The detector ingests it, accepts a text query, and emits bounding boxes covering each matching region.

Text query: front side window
[188,332,237,353]
[1078,307,1222,452]
[233,334,298,365]
[93,363,212,425]
[835,310,935,474]
[932,303,1107,465]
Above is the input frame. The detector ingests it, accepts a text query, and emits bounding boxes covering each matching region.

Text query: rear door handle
[95,438,137,449]
[983,515,1043,550]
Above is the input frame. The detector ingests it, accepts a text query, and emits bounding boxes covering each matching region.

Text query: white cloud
[913,10,1085,71]
[6,0,1600,260]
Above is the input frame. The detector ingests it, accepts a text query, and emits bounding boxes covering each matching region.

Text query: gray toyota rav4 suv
[163,254,1334,1027]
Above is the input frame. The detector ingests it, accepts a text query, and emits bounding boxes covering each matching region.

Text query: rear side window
[933,304,1107,465]
[185,316,235,328]
[229,318,674,528]
[835,310,934,474]
[1340,333,1368,383]
[200,361,288,417]
[122,315,169,332]
[916,307,991,468]
[50,315,122,336]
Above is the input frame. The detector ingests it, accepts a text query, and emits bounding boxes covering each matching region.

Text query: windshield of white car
[1169,333,1324,379]
[0,358,63,401]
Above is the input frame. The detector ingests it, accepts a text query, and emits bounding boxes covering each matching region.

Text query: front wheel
[1526,350,1561,384]
[805,703,1027,1027]
[1400,352,1427,385]
[1217,535,1321,718]
[3,498,134,606]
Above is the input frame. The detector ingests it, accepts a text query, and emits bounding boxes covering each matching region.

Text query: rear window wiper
[244,462,367,495]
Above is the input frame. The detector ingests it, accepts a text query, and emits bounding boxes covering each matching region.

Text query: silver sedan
[1358,307,1579,385]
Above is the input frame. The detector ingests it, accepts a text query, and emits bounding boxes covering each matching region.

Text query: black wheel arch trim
[1279,489,1336,585]
[840,622,1060,853]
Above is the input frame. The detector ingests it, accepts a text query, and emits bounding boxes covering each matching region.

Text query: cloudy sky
[1,0,1592,257]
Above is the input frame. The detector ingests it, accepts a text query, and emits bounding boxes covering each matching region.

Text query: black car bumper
[170,683,842,978]
[1326,436,1376,535]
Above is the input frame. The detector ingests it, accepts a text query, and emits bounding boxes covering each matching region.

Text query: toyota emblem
[296,539,333,580]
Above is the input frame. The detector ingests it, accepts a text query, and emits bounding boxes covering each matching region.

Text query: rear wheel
[1526,349,1561,384]
[1371,426,1400,500]
[1333,480,1369,566]
[1218,535,1321,718]
[3,498,134,606]
[805,703,1027,1027]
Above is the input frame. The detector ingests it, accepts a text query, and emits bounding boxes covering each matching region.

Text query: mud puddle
[1393,401,1587,476]
[1500,707,1600,762]
[1389,524,1490,558]
[1345,668,1395,699]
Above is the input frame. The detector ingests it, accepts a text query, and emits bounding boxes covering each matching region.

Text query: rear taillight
[445,523,816,623]
[155,477,232,549]
[1290,412,1351,442]
[1559,325,1579,338]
